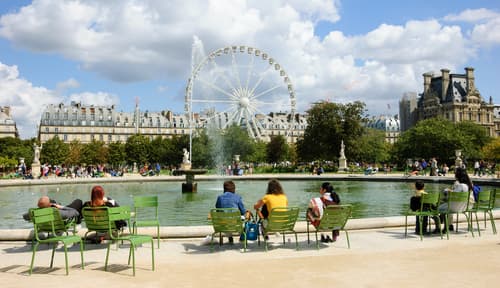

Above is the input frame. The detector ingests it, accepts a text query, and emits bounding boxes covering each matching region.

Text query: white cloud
[55,78,80,95]
[0,62,62,138]
[443,8,499,23]
[68,92,120,107]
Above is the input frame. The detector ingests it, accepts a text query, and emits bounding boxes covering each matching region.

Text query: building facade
[38,102,306,144]
[0,106,18,138]
[417,67,497,137]
[365,115,400,144]
[398,92,418,132]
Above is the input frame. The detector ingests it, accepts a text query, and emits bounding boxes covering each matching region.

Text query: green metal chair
[132,196,160,248]
[470,189,497,236]
[209,208,246,252]
[258,207,300,251]
[442,191,473,239]
[307,204,352,249]
[29,207,84,275]
[82,206,155,276]
[404,191,442,241]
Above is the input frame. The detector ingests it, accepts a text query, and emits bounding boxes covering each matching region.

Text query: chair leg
[79,240,84,270]
[315,232,319,250]
[489,211,497,234]
[105,242,111,271]
[151,239,155,271]
[404,215,408,238]
[50,243,56,268]
[345,230,350,249]
[307,221,311,243]
[130,244,136,276]
[157,225,160,249]
[294,232,298,250]
[29,242,39,275]
[63,244,69,275]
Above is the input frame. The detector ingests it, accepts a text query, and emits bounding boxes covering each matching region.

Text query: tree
[248,140,267,164]
[40,136,69,165]
[223,124,255,163]
[0,137,36,166]
[191,130,214,168]
[108,141,126,168]
[357,128,391,164]
[266,135,289,163]
[81,140,108,165]
[66,140,83,166]
[393,118,493,167]
[125,134,151,165]
[296,101,367,162]
[482,137,500,161]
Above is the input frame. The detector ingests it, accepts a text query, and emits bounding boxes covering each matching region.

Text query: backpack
[472,185,481,202]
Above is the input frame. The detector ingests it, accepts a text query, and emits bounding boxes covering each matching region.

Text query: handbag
[240,221,259,241]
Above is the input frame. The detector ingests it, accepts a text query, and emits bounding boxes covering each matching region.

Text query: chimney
[441,69,450,101]
[465,67,475,93]
[423,72,432,98]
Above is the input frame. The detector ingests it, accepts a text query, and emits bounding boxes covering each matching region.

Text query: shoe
[200,235,212,246]
[326,236,334,243]
[320,234,328,243]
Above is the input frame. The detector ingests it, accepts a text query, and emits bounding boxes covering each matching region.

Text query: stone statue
[33,144,41,164]
[182,148,190,164]
[339,140,346,158]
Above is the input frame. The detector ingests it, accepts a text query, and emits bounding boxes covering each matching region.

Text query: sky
[0,0,499,139]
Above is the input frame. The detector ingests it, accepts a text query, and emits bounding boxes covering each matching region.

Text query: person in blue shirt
[215,180,249,244]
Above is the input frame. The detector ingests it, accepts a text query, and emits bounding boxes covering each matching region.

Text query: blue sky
[0,0,499,139]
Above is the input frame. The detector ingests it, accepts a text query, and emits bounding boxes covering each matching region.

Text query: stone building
[417,67,497,137]
[38,102,306,144]
[0,106,19,138]
[365,115,400,144]
[398,92,418,132]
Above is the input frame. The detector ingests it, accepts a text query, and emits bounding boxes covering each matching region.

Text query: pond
[1,179,496,229]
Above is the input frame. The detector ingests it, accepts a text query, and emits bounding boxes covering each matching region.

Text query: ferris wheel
[185,45,296,140]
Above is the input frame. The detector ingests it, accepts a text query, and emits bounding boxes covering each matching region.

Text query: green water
[1,179,494,229]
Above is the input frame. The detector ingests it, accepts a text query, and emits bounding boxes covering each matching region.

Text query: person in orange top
[254,179,288,220]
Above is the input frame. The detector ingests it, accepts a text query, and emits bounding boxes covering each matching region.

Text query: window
[63,134,67,141]
[45,112,50,119]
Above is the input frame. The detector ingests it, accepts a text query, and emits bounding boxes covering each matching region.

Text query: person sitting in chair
[23,196,83,224]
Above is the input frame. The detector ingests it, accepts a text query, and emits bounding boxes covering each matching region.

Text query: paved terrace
[0,173,499,287]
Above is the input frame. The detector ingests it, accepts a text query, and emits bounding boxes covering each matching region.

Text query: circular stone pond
[1,179,497,229]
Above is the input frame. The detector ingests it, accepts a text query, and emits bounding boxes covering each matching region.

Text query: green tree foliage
[222,124,255,163]
[393,118,493,166]
[107,141,126,168]
[66,140,83,166]
[125,134,151,165]
[148,136,167,164]
[40,136,69,165]
[0,137,36,166]
[248,140,267,164]
[296,101,367,162]
[482,137,500,161]
[266,135,289,163]
[81,140,108,165]
[357,128,391,164]
[191,130,214,168]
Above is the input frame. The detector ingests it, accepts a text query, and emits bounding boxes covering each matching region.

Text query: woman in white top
[438,167,474,232]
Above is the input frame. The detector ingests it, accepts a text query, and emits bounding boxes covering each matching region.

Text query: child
[410,180,429,234]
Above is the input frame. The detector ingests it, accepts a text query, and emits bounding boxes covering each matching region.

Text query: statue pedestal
[31,163,41,179]
[180,163,192,170]
[338,157,347,171]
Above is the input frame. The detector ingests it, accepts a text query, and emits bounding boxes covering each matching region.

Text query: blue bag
[240,221,258,241]
[473,185,481,202]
